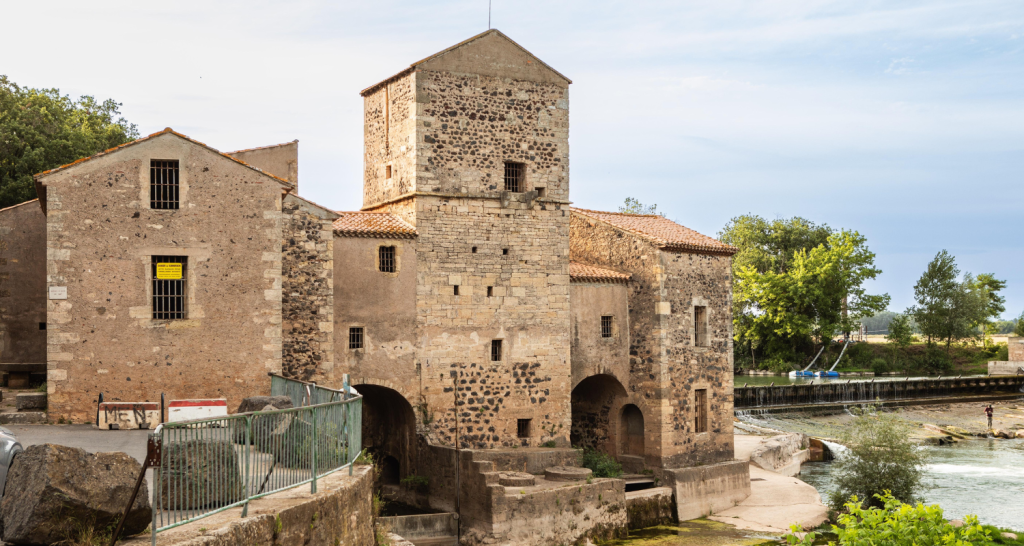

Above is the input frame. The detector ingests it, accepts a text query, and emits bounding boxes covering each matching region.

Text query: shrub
[761,356,794,373]
[787,492,992,546]
[996,344,1009,361]
[827,410,926,511]
[870,358,890,375]
[579,449,622,478]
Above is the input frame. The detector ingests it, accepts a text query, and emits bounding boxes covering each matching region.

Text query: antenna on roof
[488,0,491,29]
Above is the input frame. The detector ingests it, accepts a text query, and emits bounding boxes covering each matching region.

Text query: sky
[3,0,1023,318]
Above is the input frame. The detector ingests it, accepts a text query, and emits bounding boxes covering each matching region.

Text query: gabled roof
[333,212,417,239]
[34,128,294,188]
[226,140,299,155]
[571,208,737,255]
[0,198,40,214]
[569,262,631,284]
[361,29,571,96]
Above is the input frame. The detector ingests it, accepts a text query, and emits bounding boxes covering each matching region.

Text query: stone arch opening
[571,374,628,455]
[620,404,645,456]
[355,384,417,484]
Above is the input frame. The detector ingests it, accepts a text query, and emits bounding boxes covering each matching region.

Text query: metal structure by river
[734,375,1024,409]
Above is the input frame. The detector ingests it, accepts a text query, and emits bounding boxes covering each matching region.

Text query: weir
[734,375,1024,409]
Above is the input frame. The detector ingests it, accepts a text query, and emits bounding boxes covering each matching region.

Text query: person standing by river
[985,404,994,430]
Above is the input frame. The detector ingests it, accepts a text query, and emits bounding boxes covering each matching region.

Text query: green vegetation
[400,474,429,492]
[826,409,926,511]
[788,493,993,546]
[0,75,138,208]
[885,314,915,369]
[619,197,661,216]
[579,448,622,478]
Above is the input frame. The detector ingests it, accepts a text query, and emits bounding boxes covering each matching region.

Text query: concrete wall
[39,132,287,421]
[667,459,750,522]
[1010,339,1024,361]
[227,141,298,190]
[990,361,1024,375]
[569,211,735,468]
[0,200,46,368]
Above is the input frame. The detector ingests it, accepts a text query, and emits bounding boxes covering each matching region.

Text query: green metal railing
[147,374,362,544]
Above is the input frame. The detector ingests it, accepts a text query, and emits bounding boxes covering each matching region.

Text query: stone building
[7,29,749,545]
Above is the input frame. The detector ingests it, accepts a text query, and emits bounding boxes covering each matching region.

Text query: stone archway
[620,404,644,456]
[355,384,417,483]
[571,374,628,455]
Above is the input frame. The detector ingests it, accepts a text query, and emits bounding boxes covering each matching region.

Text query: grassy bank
[738,341,1009,376]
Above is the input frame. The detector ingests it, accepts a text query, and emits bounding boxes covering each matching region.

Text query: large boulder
[235,395,293,414]
[233,396,294,444]
[0,444,151,545]
[159,439,244,510]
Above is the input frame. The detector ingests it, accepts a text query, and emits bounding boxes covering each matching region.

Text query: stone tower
[358,30,573,449]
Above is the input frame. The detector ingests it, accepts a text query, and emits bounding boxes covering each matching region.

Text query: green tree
[886,314,914,368]
[618,197,661,216]
[970,273,1007,346]
[0,75,137,208]
[909,251,989,353]
[788,493,992,546]
[1016,311,1024,338]
[734,230,889,361]
[827,410,927,511]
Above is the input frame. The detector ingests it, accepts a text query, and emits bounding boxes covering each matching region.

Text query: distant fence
[148,374,362,543]
[734,375,1024,409]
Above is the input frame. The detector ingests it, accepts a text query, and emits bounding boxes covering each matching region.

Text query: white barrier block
[167,399,228,423]
[97,402,160,430]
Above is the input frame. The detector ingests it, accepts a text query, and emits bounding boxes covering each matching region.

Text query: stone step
[0,412,47,425]
[15,392,47,410]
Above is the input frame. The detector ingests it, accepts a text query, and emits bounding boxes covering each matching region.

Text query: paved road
[6,424,150,463]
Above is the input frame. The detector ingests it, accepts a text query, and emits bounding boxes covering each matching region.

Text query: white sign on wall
[48,286,67,300]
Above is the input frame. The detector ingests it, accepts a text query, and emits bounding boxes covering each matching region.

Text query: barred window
[379,246,396,273]
[503,162,524,192]
[349,327,364,349]
[152,256,187,320]
[491,339,502,361]
[695,389,708,433]
[601,316,613,338]
[150,160,180,210]
[517,418,531,438]
[694,306,708,347]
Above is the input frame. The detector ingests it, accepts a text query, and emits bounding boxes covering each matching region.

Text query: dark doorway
[570,374,627,454]
[620,404,644,456]
[356,384,417,483]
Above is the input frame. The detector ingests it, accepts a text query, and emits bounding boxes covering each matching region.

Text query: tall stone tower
[358,30,573,449]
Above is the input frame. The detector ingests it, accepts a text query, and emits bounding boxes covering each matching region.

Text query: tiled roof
[34,128,294,187]
[333,212,417,239]
[571,208,737,255]
[570,262,631,284]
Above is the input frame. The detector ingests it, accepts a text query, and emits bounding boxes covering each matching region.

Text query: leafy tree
[970,273,1007,346]
[0,75,137,208]
[1016,311,1024,338]
[886,314,914,368]
[909,251,988,353]
[788,492,992,546]
[734,230,890,361]
[826,409,926,511]
[618,197,661,216]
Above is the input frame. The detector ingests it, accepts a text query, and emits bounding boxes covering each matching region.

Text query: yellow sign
[156,263,182,280]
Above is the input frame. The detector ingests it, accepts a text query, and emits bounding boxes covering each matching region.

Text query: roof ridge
[570,208,737,256]
[34,128,294,188]
[570,206,661,218]
[226,140,299,155]
[0,198,40,214]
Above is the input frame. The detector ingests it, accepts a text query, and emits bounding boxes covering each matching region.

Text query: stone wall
[1010,339,1024,361]
[39,132,286,421]
[0,200,46,368]
[227,141,299,190]
[362,73,418,208]
[570,282,630,389]
[281,194,336,382]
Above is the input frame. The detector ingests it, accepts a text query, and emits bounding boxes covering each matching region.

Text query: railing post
[242,415,252,517]
[311,405,318,494]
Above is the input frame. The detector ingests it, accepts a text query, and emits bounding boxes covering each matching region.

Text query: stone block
[0,444,151,544]
[159,439,243,510]
[544,465,592,482]
[0,412,46,425]
[15,393,46,410]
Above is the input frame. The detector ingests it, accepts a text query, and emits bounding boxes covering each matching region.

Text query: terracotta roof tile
[571,208,736,255]
[333,212,417,239]
[34,128,294,187]
[569,262,631,283]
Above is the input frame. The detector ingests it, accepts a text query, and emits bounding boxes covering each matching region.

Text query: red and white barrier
[98,402,160,430]
[167,399,228,423]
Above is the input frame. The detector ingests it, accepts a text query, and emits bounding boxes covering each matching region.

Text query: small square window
[517,418,531,438]
[454,285,460,296]
[491,339,503,361]
[536,187,546,198]
[472,246,478,253]
[379,246,396,273]
[694,306,708,347]
[487,286,493,297]
[385,165,392,179]
[504,161,525,192]
[150,160,180,210]
[39,322,46,331]
[502,248,509,256]
[349,327,364,349]
[601,316,613,338]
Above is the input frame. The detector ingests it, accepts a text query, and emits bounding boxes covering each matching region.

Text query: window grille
[601,316,613,338]
[695,389,708,433]
[349,327,364,349]
[503,162,524,192]
[694,306,708,347]
[150,160,180,210]
[517,419,531,438]
[491,339,502,361]
[379,246,396,273]
[152,256,187,320]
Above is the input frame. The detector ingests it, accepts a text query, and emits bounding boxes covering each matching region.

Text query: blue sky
[4,0,1023,317]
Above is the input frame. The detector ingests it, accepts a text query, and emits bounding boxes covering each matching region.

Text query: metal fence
[147,374,362,543]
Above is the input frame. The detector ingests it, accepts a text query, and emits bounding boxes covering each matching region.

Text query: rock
[159,439,243,510]
[0,412,46,425]
[750,433,807,473]
[235,395,293,414]
[993,429,1011,439]
[950,519,964,528]
[0,444,151,545]
[14,393,46,411]
[544,466,592,482]
[1015,430,1024,439]
[1002,532,1019,540]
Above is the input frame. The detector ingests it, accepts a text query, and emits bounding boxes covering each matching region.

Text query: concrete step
[0,412,46,424]
[409,537,457,546]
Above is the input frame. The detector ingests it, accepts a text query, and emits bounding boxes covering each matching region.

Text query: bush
[761,356,795,373]
[870,358,890,374]
[996,344,1009,361]
[917,345,954,373]
[827,409,926,511]
[787,492,992,546]
[579,449,622,478]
